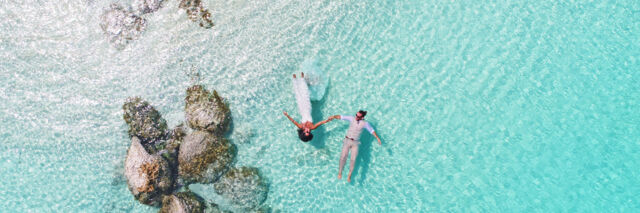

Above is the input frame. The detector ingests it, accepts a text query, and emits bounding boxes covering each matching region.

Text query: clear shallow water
[1,0,639,212]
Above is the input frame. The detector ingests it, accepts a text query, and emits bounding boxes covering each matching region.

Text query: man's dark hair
[358,110,367,117]
[297,128,313,142]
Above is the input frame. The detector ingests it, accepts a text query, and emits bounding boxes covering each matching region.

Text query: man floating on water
[330,110,381,182]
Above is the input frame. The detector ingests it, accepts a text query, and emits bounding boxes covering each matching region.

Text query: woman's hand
[283,111,289,117]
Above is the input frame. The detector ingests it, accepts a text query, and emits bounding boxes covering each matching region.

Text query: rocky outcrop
[123,97,168,144]
[178,130,235,184]
[124,137,173,206]
[185,85,231,134]
[213,167,268,210]
[100,4,147,50]
[121,85,269,210]
[179,0,214,28]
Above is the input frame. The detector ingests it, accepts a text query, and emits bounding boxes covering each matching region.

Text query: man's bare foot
[347,174,352,182]
[338,173,342,180]
[301,72,304,78]
[293,74,296,78]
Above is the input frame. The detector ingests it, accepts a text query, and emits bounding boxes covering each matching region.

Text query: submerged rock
[213,167,268,210]
[124,137,174,206]
[123,97,168,144]
[135,0,164,14]
[159,191,205,213]
[100,4,147,50]
[184,85,231,134]
[178,130,235,184]
[179,0,214,28]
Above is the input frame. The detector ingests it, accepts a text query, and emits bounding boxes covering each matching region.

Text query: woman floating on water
[283,72,333,142]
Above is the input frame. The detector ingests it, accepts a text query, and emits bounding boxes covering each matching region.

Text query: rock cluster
[101,0,213,49]
[122,85,268,212]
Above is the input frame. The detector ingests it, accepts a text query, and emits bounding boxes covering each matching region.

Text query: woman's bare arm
[283,111,302,128]
[311,117,335,130]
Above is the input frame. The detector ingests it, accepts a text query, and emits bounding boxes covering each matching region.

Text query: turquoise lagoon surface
[1,0,639,212]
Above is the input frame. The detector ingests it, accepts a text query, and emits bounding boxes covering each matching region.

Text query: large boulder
[184,85,231,134]
[124,137,174,206]
[179,0,214,28]
[213,167,268,210]
[178,130,235,184]
[123,97,168,144]
[100,4,147,50]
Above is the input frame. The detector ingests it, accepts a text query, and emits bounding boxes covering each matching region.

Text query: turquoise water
[1,0,639,211]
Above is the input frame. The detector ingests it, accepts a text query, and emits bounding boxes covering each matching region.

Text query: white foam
[300,58,329,101]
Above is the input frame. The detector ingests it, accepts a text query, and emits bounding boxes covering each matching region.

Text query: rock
[213,167,268,210]
[184,85,231,134]
[179,0,214,28]
[159,191,205,213]
[135,0,164,14]
[158,123,188,190]
[123,97,168,144]
[162,123,187,165]
[178,130,235,184]
[100,4,147,50]
[124,137,174,206]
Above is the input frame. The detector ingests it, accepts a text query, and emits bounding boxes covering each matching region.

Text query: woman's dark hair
[358,110,367,117]
[297,128,313,142]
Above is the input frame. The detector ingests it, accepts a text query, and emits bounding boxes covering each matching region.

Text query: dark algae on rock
[122,97,168,144]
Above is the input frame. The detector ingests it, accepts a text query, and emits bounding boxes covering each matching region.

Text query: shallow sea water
[1,0,639,212]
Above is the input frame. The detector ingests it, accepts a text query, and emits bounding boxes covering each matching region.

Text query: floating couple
[283,72,382,183]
